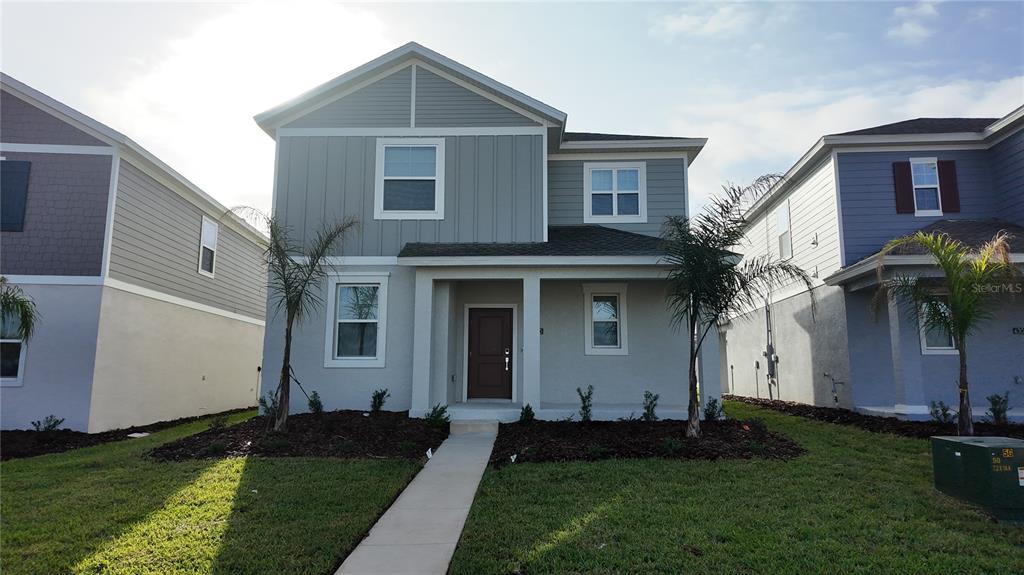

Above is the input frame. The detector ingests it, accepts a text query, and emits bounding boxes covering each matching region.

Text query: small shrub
[986,391,1011,426]
[642,390,659,422]
[741,418,768,436]
[618,412,639,422]
[30,415,64,432]
[585,444,611,459]
[308,391,323,415]
[397,440,416,453]
[747,441,766,456]
[929,400,956,424]
[207,414,229,431]
[198,441,227,457]
[577,385,594,422]
[425,403,450,428]
[659,437,683,457]
[261,434,289,452]
[371,388,390,413]
[258,391,281,430]
[703,398,724,421]
[519,403,535,423]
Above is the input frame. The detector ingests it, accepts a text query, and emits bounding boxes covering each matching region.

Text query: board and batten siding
[547,158,686,237]
[107,161,266,319]
[275,134,544,255]
[990,128,1024,225]
[414,68,539,127]
[837,149,997,264]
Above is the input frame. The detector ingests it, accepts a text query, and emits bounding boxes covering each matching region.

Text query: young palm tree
[0,276,39,340]
[662,175,813,438]
[239,209,359,431]
[876,230,1016,436]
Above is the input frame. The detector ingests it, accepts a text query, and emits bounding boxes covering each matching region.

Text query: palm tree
[240,209,358,431]
[0,276,38,340]
[662,175,813,438]
[876,230,1016,436]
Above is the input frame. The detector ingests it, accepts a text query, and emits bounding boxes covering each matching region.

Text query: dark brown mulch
[724,395,1024,439]
[488,418,805,467]
[0,407,255,461]
[149,410,449,462]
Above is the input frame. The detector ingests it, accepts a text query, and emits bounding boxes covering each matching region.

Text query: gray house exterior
[256,43,716,421]
[721,109,1024,420]
[0,74,266,432]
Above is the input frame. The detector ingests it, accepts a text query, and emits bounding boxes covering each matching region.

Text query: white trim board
[278,126,545,137]
[0,143,113,155]
[103,278,265,326]
[461,303,519,403]
[398,255,667,267]
[2,275,104,286]
[559,138,706,150]
[100,151,121,278]
[549,151,689,161]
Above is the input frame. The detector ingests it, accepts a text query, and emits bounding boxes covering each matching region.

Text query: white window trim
[918,301,958,356]
[374,137,445,220]
[776,199,793,260]
[910,157,943,217]
[324,272,389,368]
[583,161,647,224]
[583,283,628,356]
[197,215,218,278]
[0,338,27,387]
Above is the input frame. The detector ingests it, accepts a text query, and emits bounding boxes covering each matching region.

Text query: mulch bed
[489,418,805,467]
[724,395,1024,439]
[0,407,254,461]
[149,410,449,462]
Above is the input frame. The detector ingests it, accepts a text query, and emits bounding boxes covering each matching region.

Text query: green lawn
[450,401,1024,574]
[0,411,421,575]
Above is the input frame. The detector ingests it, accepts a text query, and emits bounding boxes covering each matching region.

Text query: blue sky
[2,1,1021,214]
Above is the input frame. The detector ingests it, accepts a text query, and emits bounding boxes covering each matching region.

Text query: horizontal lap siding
[990,129,1024,224]
[275,134,544,255]
[108,162,265,319]
[283,68,412,129]
[547,158,686,236]
[1,91,106,146]
[414,68,539,127]
[837,149,996,264]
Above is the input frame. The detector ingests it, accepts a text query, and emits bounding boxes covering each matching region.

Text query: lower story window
[1,315,27,385]
[919,300,957,355]
[583,283,628,355]
[324,273,389,368]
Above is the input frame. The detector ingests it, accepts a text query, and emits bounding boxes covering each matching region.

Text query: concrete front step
[449,420,499,435]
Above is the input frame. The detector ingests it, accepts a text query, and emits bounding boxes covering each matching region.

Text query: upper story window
[324,273,389,368]
[374,138,445,220]
[583,162,647,224]
[1,160,31,232]
[1,314,28,386]
[910,158,942,216]
[198,215,218,278]
[583,283,629,356]
[776,199,792,260]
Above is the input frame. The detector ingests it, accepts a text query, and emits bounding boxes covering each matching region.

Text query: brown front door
[467,308,513,399]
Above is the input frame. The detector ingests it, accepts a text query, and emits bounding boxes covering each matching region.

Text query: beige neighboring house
[0,73,266,432]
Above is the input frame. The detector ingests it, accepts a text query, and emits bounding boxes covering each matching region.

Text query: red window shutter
[937,160,960,213]
[892,162,914,214]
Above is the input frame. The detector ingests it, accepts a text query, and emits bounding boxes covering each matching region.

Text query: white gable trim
[278,127,545,137]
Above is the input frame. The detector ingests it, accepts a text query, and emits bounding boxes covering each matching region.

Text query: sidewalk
[336,421,498,575]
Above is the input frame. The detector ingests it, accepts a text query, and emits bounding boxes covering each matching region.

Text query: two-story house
[722,107,1024,420]
[255,42,718,421]
[1,74,266,432]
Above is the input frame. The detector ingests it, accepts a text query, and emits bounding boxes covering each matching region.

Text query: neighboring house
[255,42,717,421]
[721,107,1024,420]
[0,74,267,432]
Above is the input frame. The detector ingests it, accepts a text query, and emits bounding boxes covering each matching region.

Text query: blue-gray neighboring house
[254,42,719,421]
[722,107,1024,420]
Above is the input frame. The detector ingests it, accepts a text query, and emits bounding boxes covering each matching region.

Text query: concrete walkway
[336,421,498,575]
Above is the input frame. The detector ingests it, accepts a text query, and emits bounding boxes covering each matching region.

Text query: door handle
[504,348,510,372]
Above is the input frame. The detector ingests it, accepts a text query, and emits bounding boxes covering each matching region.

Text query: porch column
[522,274,541,409]
[887,295,925,412]
[411,269,434,416]
[698,324,722,416]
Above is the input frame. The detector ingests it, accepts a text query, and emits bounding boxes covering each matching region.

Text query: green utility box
[931,436,1024,521]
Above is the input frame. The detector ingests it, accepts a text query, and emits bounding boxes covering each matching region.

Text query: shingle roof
[399,225,664,258]
[883,219,1024,255]
[834,118,997,137]
[562,132,680,141]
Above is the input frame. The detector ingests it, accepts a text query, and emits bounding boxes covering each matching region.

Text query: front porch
[408,265,719,422]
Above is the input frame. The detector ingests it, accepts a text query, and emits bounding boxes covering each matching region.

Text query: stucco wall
[0,283,102,431]
[88,284,262,432]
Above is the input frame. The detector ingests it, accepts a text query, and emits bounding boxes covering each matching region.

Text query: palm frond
[0,277,39,341]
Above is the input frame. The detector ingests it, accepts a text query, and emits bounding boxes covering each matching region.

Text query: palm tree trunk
[686,308,701,438]
[275,314,294,431]
[957,343,973,436]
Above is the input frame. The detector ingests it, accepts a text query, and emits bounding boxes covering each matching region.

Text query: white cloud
[888,1,940,45]
[893,1,939,19]
[887,20,934,44]
[670,76,1024,213]
[651,4,755,38]
[87,1,395,215]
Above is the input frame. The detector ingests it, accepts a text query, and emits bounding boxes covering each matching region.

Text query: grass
[1,410,421,575]
[450,401,1024,574]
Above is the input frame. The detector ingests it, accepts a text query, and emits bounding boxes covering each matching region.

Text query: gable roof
[834,118,998,136]
[399,225,664,258]
[563,132,680,142]
[1,73,266,246]
[254,42,567,136]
